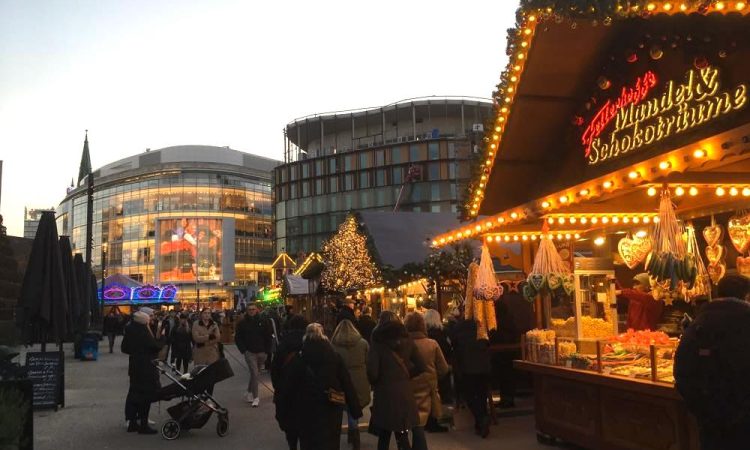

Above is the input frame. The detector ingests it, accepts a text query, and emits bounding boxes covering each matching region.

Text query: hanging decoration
[524,225,573,302]
[702,223,723,246]
[474,245,503,301]
[618,233,653,269]
[727,212,750,254]
[464,248,499,340]
[645,190,697,290]
[737,256,750,278]
[684,223,711,301]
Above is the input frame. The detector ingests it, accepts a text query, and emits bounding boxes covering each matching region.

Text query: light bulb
[716,187,726,196]
[730,187,739,196]
[594,237,606,246]
[603,180,613,189]
[693,149,707,158]
[689,186,698,196]
[647,187,657,196]
[675,186,685,196]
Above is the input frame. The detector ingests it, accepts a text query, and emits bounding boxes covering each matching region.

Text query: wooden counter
[515,360,699,450]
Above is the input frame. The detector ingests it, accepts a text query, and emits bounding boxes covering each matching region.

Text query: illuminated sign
[585,67,748,165]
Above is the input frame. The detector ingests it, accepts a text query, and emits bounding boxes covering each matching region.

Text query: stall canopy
[432,3,750,247]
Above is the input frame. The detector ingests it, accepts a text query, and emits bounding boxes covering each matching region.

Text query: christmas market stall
[429,1,750,449]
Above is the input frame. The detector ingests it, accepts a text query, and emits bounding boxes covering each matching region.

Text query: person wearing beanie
[121,308,164,434]
[618,273,663,331]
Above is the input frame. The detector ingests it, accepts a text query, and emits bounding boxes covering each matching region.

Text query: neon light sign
[585,67,748,165]
[583,71,658,158]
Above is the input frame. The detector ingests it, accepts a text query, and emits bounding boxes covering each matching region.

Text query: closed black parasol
[58,236,78,340]
[17,211,69,348]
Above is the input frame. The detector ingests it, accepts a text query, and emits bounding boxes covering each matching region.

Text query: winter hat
[633,273,651,288]
[139,307,155,316]
[133,311,150,325]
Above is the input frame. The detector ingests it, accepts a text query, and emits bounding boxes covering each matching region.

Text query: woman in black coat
[121,310,164,434]
[452,317,491,438]
[170,314,193,373]
[271,314,308,450]
[278,323,362,450]
[367,311,427,450]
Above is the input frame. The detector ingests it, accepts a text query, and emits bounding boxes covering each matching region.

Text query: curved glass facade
[275,97,493,255]
[57,146,277,304]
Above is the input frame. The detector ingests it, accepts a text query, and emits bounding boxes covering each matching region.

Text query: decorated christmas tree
[321,215,380,293]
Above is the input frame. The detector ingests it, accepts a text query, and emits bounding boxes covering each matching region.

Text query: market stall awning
[434,2,750,246]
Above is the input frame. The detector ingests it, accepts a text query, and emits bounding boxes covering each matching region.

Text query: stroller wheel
[161,419,181,440]
[216,417,229,437]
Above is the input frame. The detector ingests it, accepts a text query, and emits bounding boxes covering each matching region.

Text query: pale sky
[0,0,518,236]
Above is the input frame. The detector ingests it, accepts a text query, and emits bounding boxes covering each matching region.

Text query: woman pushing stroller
[122,307,165,434]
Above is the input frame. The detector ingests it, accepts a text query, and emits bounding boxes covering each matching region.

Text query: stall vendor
[618,273,664,331]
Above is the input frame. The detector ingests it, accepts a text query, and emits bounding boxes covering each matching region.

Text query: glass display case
[546,258,618,340]
[523,329,678,384]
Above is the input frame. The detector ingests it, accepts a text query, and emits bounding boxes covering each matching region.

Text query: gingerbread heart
[738,256,750,277]
[618,236,653,269]
[705,245,725,264]
[562,274,576,296]
[707,262,726,285]
[702,225,723,247]
[547,273,562,290]
[528,274,545,291]
[728,215,750,254]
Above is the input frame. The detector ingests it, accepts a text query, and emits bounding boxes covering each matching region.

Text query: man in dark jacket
[675,275,750,450]
[356,307,377,343]
[235,302,272,407]
[121,309,163,434]
[452,316,492,438]
[336,298,357,325]
[103,309,121,353]
[271,314,308,450]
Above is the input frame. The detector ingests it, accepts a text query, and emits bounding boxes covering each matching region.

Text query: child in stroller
[154,358,233,440]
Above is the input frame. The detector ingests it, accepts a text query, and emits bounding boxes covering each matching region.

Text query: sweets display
[525,329,556,365]
[550,316,614,339]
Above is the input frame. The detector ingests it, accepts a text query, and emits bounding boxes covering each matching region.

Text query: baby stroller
[154,358,234,440]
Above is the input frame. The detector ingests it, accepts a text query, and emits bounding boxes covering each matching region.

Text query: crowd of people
[113,298,528,448]
[268,298,515,450]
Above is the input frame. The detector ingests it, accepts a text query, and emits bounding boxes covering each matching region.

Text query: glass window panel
[329,176,339,193]
[359,172,369,189]
[375,150,385,166]
[392,167,403,184]
[329,158,338,173]
[428,162,440,180]
[345,174,354,191]
[409,144,425,162]
[359,151,370,169]
[344,155,354,171]
[431,183,440,201]
[391,146,403,164]
[375,169,385,187]
[428,142,439,160]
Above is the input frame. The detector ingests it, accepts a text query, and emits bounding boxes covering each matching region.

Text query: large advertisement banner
[157,218,223,282]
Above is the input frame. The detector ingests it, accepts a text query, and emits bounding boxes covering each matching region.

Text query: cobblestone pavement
[25,339,548,449]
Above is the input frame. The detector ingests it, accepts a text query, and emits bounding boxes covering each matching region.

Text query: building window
[428,142,439,160]
[301,163,310,179]
[409,144,424,162]
[375,169,386,187]
[301,182,310,197]
[344,174,354,191]
[359,152,370,169]
[375,150,385,166]
[431,204,441,213]
[329,158,338,173]
[290,183,298,198]
[315,160,324,176]
[431,183,441,201]
[315,179,324,195]
[329,176,339,193]
[449,163,457,179]
[290,166,298,181]
[344,155,354,171]
[392,167,403,184]
[359,172,370,189]
[428,162,440,180]
[375,188,388,206]
[360,191,371,208]
[391,146,403,164]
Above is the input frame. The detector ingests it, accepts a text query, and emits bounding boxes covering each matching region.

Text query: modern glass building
[57,145,278,304]
[274,96,493,256]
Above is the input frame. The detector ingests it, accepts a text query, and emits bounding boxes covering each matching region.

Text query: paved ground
[21,338,550,449]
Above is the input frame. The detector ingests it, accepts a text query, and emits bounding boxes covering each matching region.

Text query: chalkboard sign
[25,351,64,410]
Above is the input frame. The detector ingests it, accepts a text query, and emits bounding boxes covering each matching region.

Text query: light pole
[100,242,108,319]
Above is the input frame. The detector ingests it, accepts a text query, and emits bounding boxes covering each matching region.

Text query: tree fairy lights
[320,215,380,293]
